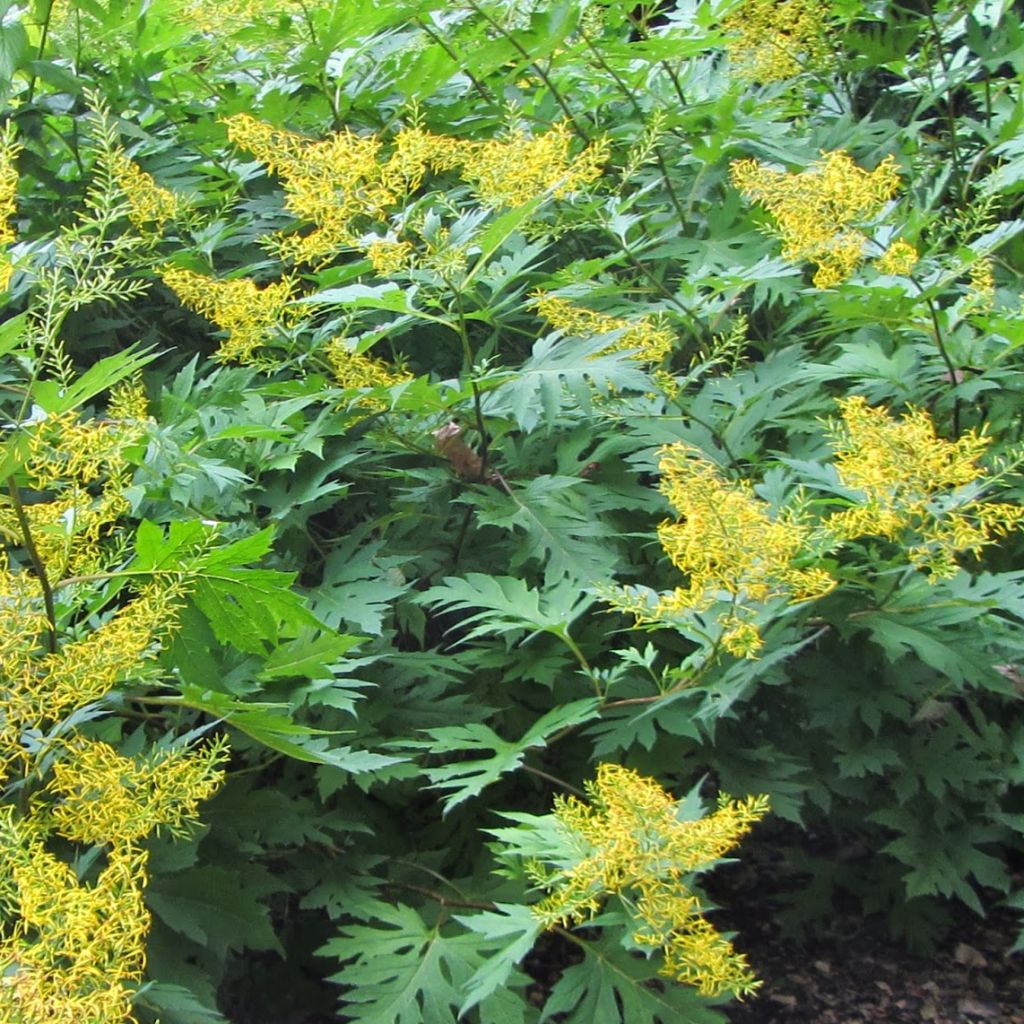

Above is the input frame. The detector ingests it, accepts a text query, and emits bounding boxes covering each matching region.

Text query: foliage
[0,0,1022,1020]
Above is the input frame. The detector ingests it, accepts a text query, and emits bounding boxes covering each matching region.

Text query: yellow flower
[0,124,19,249]
[875,239,919,276]
[378,125,462,195]
[182,0,303,35]
[162,266,302,363]
[964,257,995,312]
[46,736,229,845]
[325,336,412,393]
[0,808,150,1024]
[225,114,390,265]
[724,0,831,82]
[459,122,608,208]
[0,125,20,290]
[534,292,674,366]
[1,583,182,762]
[731,150,901,287]
[533,764,768,998]
[623,444,836,656]
[109,150,182,231]
[824,397,1024,578]
[363,239,416,275]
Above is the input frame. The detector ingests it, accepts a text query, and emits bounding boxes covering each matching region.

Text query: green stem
[923,5,967,205]
[463,0,591,143]
[415,16,500,111]
[25,0,55,105]
[6,478,57,653]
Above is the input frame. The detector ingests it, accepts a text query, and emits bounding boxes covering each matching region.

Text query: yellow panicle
[825,397,1024,578]
[875,239,919,276]
[162,266,301,363]
[459,122,608,208]
[724,0,831,82]
[534,292,674,368]
[730,150,901,287]
[109,151,183,232]
[533,764,768,998]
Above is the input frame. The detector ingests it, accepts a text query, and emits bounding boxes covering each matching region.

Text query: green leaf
[135,982,228,1024]
[466,476,621,586]
[417,574,592,642]
[486,335,652,433]
[451,904,542,1014]
[146,866,283,960]
[540,932,725,1024]
[0,311,26,358]
[0,19,28,91]
[48,345,160,413]
[258,631,365,681]
[320,903,469,1024]
[410,699,600,813]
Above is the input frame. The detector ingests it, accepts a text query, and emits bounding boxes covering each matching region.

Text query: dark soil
[714,861,1024,1024]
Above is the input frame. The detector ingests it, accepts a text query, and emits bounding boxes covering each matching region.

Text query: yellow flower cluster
[224,114,396,264]
[182,0,303,35]
[0,125,20,291]
[324,337,412,393]
[533,292,675,367]
[46,736,229,845]
[162,266,301,363]
[824,396,1024,579]
[724,0,831,82]
[875,239,919,276]
[224,114,607,265]
[616,444,836,656]
[616,398,1023,657]
[0,400,227,1022]
[459,122,609,208]
[533,764,768,998]
[964,257,995,312]
[0,809,150,1024]
[730,150,901,288]
[1,583,181,773]
[0,407,145,580]
[109,151,183,232]
[365,239,416,275]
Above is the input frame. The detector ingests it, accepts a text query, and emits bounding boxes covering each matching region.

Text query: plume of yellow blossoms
[459,122,608,208]
[224,114,394,264]
[533,764,768,998]
[616,398,1023,658]
[724,0,831,81]
[324,336,412,395]
[824,396,1024,580]
[730,150,901,288]
[0,124,20,292]
[0,811,151,1024]
[875,239,919,276]
[182,0,304,35]
[0,388,228,1023]
[534,292,674,366]
[0,392,147,581]
[223,115,607,265]
[45,736,229,845]
[612,444,836,657]
[109,151,183,232]
[162,266,301,364]
[964,257,996,313]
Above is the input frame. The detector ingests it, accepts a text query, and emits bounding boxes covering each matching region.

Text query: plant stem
[6,479,57,653]
[463,0,591,143]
